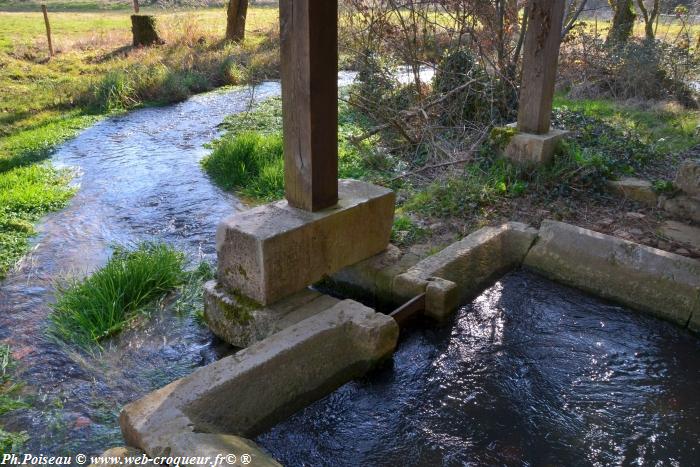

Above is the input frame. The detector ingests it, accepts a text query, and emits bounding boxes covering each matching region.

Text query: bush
[433,47,513,124]
[560,32,699,106]
[49,243,186,349]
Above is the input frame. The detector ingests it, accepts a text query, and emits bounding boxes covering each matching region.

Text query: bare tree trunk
[226,0,249,42]
[636,0,660,40]
[607,0,636,44]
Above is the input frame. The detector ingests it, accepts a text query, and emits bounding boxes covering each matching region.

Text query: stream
[0,82,289,456]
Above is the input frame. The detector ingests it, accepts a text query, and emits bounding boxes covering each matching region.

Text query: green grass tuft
[202,132,285,201]
[49,243,186,349]
[202,97,391,202]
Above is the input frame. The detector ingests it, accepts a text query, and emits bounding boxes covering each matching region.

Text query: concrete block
[425,278,460,321]
[393,222,538,304]
[660,221,700,252]
[675,159,700,196]
[606,177,658,207]
[504,128,568,165]
[120,300,399,458]
[324,244,422,310]
[203,281,340,347]
[216,179,395,305]
[524,220,700,328]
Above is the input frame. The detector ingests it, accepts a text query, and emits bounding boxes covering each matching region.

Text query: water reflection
[258,270,700,466]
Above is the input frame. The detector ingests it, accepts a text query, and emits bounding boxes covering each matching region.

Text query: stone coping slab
[393,222,538,306]
[216,179,395,305]
[120,300,398,464]
[525,220,700,329]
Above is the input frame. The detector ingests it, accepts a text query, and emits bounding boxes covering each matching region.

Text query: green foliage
[0,345,29,456]
[173,262,216,325]
[204,97,386,202]
[406,159,524,218]
[49,243,186,349]
[391,214,427,247]
[0,165,75,278]
[652,179,676,194]
[489,126,519,150]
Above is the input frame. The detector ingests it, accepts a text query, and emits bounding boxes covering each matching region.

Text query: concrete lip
[120,300,398,464]
[116,221,698,463]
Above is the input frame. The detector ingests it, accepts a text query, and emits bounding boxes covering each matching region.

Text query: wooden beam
[517,0,566,134]
[280,0,339,212]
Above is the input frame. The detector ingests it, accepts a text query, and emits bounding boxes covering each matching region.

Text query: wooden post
[516,0,566,134]
[133,0,140,14]
[280,0,338,212]
[41,4,53,58]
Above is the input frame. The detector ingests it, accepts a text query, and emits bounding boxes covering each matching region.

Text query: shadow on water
[257,270,700,466]
[0,82,288,455]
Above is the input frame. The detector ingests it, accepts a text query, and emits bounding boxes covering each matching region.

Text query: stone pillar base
[216,179,395,306]
[504,126,568,165]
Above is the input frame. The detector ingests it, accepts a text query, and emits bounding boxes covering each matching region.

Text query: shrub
[560,32,699,106]
[433,47,512,125]
[49,243,186,349]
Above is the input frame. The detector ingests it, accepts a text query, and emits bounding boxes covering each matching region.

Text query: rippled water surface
[258,270,700,466]
[0,83,286,455]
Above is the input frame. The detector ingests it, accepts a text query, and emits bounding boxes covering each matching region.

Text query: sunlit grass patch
[203,96,391,202]
[0,164,75,278]
[49,242,186,349]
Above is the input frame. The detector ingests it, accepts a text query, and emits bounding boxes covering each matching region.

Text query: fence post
[41,4,53,58]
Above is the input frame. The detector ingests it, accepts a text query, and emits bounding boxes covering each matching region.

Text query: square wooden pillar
[517,0,566,135]
[280,0,339,211]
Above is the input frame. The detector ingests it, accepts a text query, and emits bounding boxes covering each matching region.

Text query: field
[0,3,279,277]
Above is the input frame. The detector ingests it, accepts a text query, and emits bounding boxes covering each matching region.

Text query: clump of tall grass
[49,243,186,349]
[201,132,285,201]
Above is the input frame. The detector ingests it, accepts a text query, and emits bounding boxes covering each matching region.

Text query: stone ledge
[203,281,340,348]
[393,222,538,307]
[524,220,700,328]
[120,300,399,460]
[216,179,395,305]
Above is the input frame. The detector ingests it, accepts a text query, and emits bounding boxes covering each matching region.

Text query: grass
[553,95,700,155]
[0,344,30,455]
[201,96,391,202]
[173,261,216,324]
[0,5,280,278]
[49,242,186,349]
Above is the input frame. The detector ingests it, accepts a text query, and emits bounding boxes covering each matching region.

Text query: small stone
[657,241,671,250]
[613,229,631,239]
[628,228,643,236]
[625,212,646,219]
[429,222,445,232]
[74,416,92,429]
[676,248,690,256]
[661,221,700,251]
[606,178,658,206]
[598,218,614,226]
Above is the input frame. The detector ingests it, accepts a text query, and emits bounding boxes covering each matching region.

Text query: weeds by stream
[0,345,29,455]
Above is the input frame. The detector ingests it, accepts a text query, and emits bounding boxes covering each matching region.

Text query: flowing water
[0,82,291,456]
[258,270,700,466]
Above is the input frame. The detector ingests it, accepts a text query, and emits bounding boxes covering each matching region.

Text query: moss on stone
[219,289,261,325]
[490,126,519,150]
